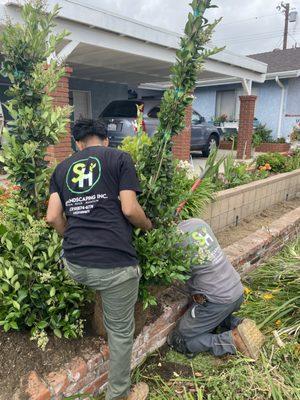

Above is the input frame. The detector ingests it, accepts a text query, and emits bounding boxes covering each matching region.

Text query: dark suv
[100,100,220,156]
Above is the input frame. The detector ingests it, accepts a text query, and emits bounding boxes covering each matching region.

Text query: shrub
[0,0,71,217]
[290,125,300,142]
[285,149,300,171]
[275,137,287,144]
[256,152,287,173]
[252,123,273,147]
[221,154,253,189]
[0,195,91,348]
[0,1,90,346]
[120,105,216,306]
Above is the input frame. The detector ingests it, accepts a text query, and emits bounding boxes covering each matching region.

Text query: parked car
[99,100,220,156]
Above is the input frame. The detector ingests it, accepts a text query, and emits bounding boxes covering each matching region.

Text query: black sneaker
[167,330,196,358]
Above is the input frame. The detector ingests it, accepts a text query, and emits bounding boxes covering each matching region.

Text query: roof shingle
[248,47,300,73]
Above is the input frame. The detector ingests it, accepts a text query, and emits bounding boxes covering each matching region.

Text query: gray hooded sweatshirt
[178,218,243,304]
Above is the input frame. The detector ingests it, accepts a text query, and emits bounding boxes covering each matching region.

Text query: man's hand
[120,190,152,231]
[46,192,67,236]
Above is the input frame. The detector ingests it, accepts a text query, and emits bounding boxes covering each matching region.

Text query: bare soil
[1,292,164,398]
[216,198,300,248]
[2,198,300,398]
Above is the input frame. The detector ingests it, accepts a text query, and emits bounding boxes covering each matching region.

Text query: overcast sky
[82,0,300,55]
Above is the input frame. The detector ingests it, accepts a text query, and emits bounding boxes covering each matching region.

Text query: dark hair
[72,119,108,141]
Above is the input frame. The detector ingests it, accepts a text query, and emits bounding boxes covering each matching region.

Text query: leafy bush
[275,137,287,144]
[290,125,300,142]
[285,149,300,172]
[256,152,287,173]
[0,195,91,348]
[0,1,90,346]
[0,0,70,217]
[221,154,253,189]
[120,107,216,305]
[252,123,273,147]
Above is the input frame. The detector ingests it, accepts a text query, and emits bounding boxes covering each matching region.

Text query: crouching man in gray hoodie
[167,218,264,360]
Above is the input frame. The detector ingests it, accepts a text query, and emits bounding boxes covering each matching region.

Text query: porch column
[46,66,73,163]
[237,95,257,159]
[172,104,192,160]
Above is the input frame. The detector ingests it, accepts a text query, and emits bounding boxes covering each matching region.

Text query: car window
[101,101,143,118]
[147,106,160,119]
[192,111,201,124]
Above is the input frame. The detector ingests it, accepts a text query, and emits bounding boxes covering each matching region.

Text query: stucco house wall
[193,77,299,139]
[69,78,128,119]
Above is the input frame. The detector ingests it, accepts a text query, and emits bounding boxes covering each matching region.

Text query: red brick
[100,344,110,361]
[66,357,88,383]
[237,95,257,159]
[46,66,72,163]
[24,371,51,400]
[86,353,103,371]
[46,370,69,395]
[81,372,109,395]
[172,104,192,160]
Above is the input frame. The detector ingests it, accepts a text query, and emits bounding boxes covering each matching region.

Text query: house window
[72,90,92,121]
[215,90,236,121]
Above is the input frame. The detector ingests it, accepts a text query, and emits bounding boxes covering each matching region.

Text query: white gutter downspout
[275,76,285,139]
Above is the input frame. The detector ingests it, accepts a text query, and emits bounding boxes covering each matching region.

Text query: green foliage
[276,137,287,144]
[252,123,273,147]
[0,195,91,347]
[285,149,300,171]
[121,133,151,163]
[121,120,216,306]
[290,125,300,142]
[256,152,287,173]
[138,0,222,224]
[221,154,254,189]
[0,1,89,347]
[119,6,225,308]
[119,2,222,305]
[0,0,71,217]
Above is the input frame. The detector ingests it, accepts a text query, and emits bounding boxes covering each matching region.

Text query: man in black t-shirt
[47,119,151,400]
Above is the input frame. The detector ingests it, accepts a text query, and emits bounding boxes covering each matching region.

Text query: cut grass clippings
[131,239,300,400]
[91,240,300,400]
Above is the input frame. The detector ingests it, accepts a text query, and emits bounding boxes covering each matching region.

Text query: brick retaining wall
[219,141,291,153]
[19,206,300,400]
[255,142,291,153]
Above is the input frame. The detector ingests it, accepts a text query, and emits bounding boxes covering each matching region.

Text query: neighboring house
[192,48,300,140]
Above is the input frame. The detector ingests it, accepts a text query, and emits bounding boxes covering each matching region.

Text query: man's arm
[46,193,67,236]
[120,190,152,231]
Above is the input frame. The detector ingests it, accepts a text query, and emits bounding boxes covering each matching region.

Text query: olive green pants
[64,259,141,400]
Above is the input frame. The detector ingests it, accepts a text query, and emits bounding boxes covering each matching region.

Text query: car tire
[202,134,219,157]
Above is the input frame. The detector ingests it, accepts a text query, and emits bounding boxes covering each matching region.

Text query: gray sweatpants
[64,259,141,400]
[178,295,244,356]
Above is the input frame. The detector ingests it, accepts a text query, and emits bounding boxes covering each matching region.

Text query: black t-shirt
[50,146,141,268]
